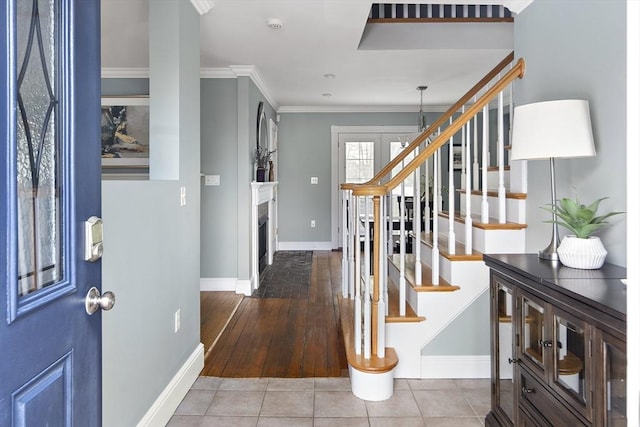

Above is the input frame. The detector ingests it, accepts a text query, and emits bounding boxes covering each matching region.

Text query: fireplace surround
[251,181,277,291]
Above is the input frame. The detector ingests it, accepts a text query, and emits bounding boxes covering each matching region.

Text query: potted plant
[255,146,275,182]
[542,195,624,269]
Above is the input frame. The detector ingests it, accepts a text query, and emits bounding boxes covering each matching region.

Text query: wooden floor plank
[201,250,347,378]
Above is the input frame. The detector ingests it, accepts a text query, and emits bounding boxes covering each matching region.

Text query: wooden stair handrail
[361,51,515,187]
[352,58,525,197]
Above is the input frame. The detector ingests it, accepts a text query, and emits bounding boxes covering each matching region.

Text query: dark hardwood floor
[200,251,348,378]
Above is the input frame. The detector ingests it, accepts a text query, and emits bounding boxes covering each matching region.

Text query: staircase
[338,52,527,400]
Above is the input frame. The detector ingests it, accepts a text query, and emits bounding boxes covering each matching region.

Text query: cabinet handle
[539,340,553,348]
[522,387,536,394]
[508,358,520,364]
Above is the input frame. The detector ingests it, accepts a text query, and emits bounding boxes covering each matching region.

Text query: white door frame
[331,125,418,248]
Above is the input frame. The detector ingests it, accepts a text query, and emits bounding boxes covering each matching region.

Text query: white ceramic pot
[557,236,607,269]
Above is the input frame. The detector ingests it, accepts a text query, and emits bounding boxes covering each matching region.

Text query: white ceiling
[101,0,514,111]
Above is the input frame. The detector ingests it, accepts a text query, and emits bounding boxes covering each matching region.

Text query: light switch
[205,175,220,186]
[311,177,318,184]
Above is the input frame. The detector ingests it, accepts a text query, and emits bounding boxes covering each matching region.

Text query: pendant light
[417,85,428,132]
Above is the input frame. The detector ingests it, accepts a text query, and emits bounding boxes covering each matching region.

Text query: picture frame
[101,96,150,168]
[452,145,463,170]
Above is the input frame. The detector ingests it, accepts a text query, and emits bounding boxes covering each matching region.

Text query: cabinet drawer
[519,369,587,426]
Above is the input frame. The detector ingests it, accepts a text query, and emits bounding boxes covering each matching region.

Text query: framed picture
[452,145,463,170]
[101,96,150,168]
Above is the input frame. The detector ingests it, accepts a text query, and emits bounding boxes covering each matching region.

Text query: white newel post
[251,181,278,292]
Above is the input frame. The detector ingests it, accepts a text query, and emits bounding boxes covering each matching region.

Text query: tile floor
[168,376,490,426]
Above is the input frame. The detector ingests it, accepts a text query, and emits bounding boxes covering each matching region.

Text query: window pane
[345,142,374,183]
[16,0,63,296]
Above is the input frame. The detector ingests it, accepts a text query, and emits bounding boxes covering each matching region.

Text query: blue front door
[1,0,102,425]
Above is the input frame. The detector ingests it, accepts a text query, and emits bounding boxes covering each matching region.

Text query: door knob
[85,287,116,314]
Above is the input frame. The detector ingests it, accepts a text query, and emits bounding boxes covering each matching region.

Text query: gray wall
[277,112,440,242]
[101,1,201,425]
[199,78,276,280]
[422,290,490,355]
[515,0,627,266]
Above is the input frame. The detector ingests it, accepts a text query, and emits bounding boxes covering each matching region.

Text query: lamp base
[538,244,559,261]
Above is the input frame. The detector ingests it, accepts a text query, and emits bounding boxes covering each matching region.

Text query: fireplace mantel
[250,182,278,292]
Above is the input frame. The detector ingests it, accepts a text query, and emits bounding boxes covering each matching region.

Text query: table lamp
[510,99,596,260]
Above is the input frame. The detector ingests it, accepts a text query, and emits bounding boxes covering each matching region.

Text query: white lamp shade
[511,100,596,160]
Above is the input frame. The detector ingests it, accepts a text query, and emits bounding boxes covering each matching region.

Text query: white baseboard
[136,343,204,427]
[200,278,252,296]
[278,241,333,251]
[200,278,236,292]
[420,355,490,379]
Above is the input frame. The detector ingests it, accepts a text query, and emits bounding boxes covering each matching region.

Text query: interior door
[1,0,103,425]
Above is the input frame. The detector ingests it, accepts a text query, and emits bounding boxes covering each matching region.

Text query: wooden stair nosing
[487,165,511,172]
[438,211,527,230]
[337,294,398,373]
[388,254,460,292]
[417,232,483,261]
[386,276,426,323]
[456,188,527,199]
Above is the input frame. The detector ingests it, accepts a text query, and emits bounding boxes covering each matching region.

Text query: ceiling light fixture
[323,73,336,79]
[267,18,283,29]
[417,85,428,132]
[322,93,332,97]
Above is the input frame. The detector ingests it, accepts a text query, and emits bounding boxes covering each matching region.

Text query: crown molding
[190,0,215,15]
[277,105,450,114]
[101,68,149,78]
[200,68,237,78]
[503,0,534,14]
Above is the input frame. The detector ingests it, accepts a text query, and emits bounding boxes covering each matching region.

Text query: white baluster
[341,189,349,297]
[354,194,362,355]
[363,195,371,359]
[414,152,422,286]
[481,99,490,223]
[387,194,393,255]
[432,149,440,285]
[448,117,455,255]
[473,95,480,191]
[498,87,506,223]
[348,190,356,297]
[382,197,388,316]
[460,106,466,194]
[399,182,406,316]
[437,129,444,213]
[465,114,473,254]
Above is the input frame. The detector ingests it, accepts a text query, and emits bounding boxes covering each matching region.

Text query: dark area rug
[252,251,313,299]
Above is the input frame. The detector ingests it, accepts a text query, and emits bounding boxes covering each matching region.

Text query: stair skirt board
[349,366,395,401]
[420,355,490,379]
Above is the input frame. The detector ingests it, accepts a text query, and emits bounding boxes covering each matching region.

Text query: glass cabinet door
[601,333,626,426]
[550,308,591,420]
[493,279,516,424]
[519,293,546,373]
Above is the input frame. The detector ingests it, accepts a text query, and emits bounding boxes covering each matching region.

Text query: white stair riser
[460,194,526,224]
[435,217,526,254]
[485,169,510,189]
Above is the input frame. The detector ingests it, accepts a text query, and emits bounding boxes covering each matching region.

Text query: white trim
[278,241,333,251]
[200,68,237,79]
[189,0,215,15]
[230,66,279,111]
[502,0,534,14]
[236,279,252,296]
[278,105,448,114]
[101,68,149,78]
[200,278,237,292]
[330,125,420,248]
[420,355,490,379]
[136,343,204,427]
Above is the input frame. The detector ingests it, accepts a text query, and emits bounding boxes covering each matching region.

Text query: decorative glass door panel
[16,0,64,297]
[494,280,515,424]
[603,336,626,426]
[553,316,586,402]
[520,294,545,372]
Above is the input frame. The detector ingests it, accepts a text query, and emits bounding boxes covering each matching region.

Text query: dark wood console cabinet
[483,254,627,427]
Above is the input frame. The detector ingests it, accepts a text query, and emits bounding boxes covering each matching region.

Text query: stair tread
[388,254,460,292]
[337,294,399,373]
[417,232,484,261]
[456,188,527,199]
[487,165,510,172]
[438,211,527,230]
[386,276,426,323]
